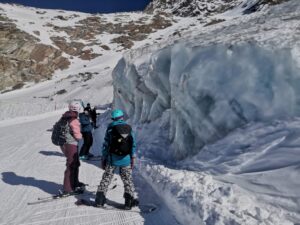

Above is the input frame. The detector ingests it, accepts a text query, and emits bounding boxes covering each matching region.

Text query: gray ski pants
[97,165,135,197]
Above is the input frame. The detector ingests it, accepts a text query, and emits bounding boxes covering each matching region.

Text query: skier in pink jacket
[60,101,85,194]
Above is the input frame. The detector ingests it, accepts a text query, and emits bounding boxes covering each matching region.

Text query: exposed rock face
[145,0,239,17]
[145,0,291,17]
[0,17,70,91]
[243,0,290,14]
[50,36,101,59]
[52,14,173,50]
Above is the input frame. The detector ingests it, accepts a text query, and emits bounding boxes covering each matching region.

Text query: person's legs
[120,166,138,209]
[97,165,115,194]
[120,166,134,196]
[95,165,115,206]
[61,144,80,193]
[79,132,88,157]
[79,132,93,157]
[72,151,83,189]
[86,132,93,156]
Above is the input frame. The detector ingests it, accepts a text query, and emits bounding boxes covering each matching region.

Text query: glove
[130,157,135,169]
[101,159,107,170]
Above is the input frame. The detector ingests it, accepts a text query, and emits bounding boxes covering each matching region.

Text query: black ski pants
[79,132,93,156]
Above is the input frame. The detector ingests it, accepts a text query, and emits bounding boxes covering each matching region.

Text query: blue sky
[0,0,151,13]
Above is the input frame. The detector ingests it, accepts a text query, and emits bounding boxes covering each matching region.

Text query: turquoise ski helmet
[111,109,124,120]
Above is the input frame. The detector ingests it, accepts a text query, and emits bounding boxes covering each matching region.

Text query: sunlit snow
[1,1,300,225]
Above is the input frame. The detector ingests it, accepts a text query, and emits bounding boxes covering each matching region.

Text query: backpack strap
[108,126,114,164]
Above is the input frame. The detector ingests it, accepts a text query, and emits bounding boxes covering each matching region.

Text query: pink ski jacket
[62,111,82,145]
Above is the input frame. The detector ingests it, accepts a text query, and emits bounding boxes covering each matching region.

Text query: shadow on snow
[39,150,64,157]
[1,172,62,195]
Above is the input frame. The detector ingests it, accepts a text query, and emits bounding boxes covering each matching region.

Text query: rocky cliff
[0,14,70,91]
[145,0,290,17]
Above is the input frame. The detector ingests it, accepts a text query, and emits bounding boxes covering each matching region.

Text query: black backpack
[51,117,70,146]
[109,124,133,156]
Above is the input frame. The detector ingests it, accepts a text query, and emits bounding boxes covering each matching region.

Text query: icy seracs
[112,41,300,159]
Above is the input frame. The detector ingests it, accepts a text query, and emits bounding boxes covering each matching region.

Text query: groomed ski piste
[1,1,300,225]
[0,63,179,225]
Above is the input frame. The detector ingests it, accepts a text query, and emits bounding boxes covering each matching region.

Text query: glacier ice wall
[112,42,300,159]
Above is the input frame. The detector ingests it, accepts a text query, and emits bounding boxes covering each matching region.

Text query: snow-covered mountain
[1,1,300,225]
[0,3,174,92]
[0,0,288,92]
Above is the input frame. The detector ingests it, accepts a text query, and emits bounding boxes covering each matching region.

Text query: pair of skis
[27,190,157,214]
[27,182,157,214]
[27,190,89,205]
[27,183,117,205]
[27,181,117,205]
[75,198,157,214]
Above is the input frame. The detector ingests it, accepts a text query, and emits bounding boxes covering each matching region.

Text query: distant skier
[95,109,138,210]
[85,103,97,128]
[85,103,92,113]
[79,106,94,160]
[60,100,85,194]
[91,107,98,128]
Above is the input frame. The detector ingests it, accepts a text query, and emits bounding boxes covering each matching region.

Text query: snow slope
[1,1,300,225]
[0,109,179,225]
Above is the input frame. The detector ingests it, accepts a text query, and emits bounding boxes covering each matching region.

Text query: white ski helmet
[68,100,83,113]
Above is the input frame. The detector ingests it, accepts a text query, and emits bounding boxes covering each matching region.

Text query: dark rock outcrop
[0,17,70,91]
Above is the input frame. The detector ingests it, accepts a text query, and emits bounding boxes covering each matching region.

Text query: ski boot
[74,187,84,194]
[95,191,106,207]
[74,182,86,194]
[62,187,83,196]
[77,182,86,189]
[124,193,139,210]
